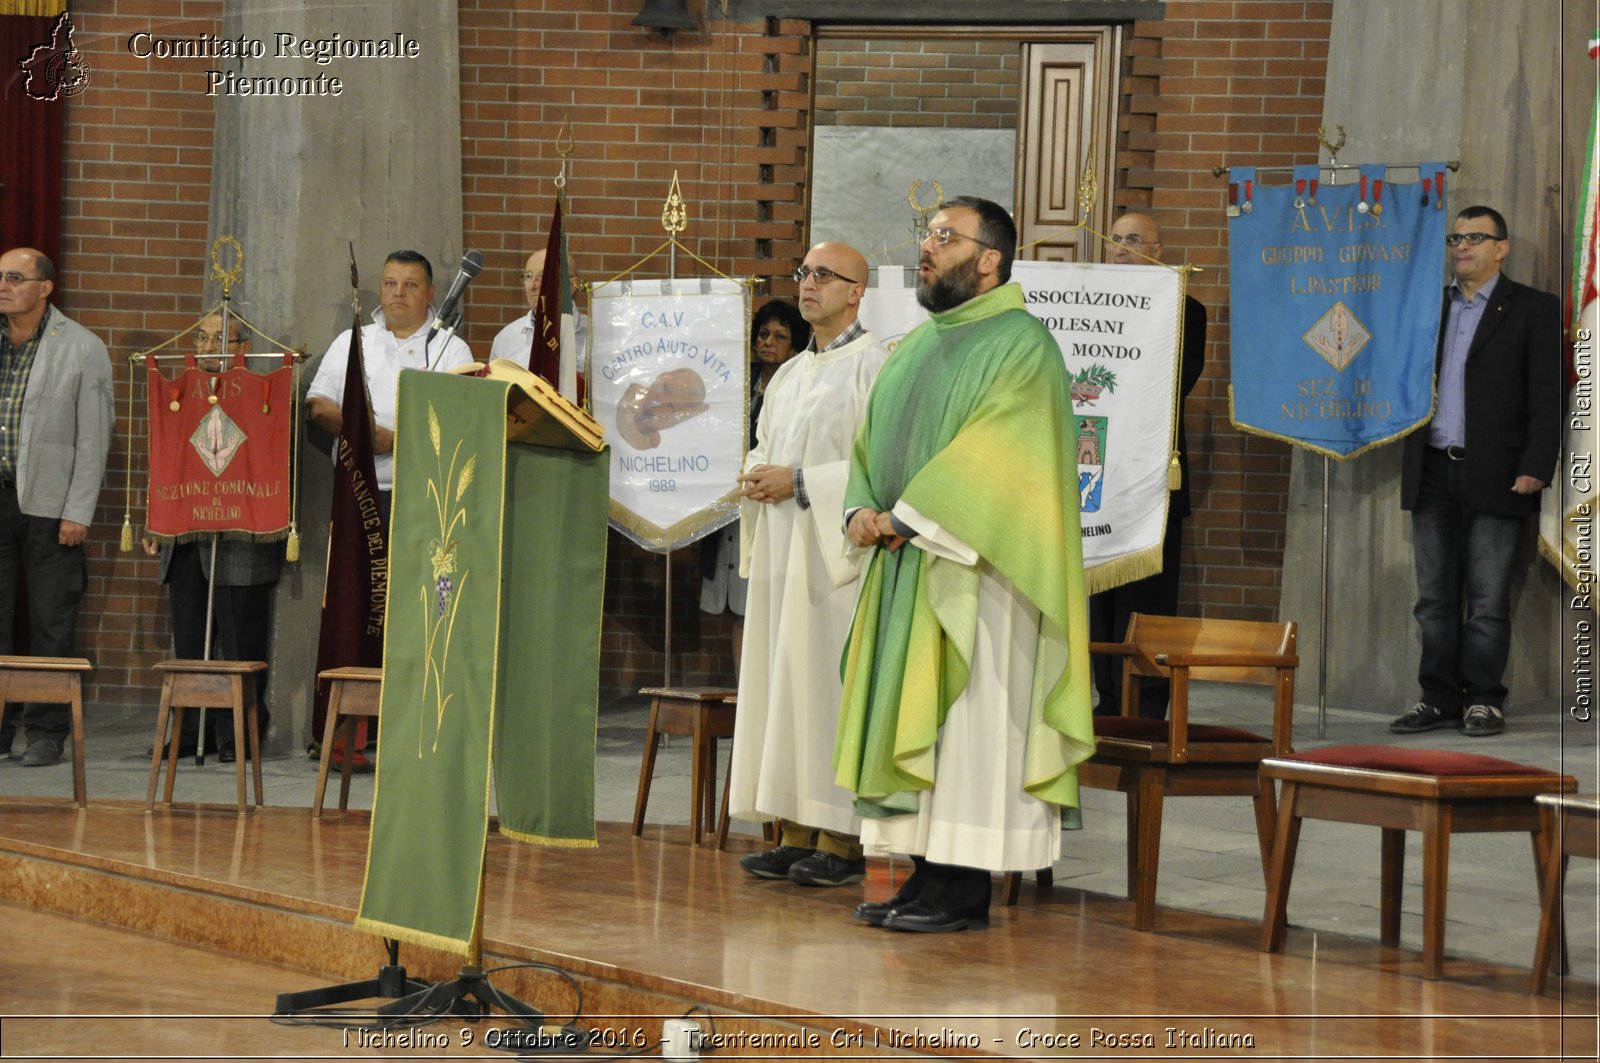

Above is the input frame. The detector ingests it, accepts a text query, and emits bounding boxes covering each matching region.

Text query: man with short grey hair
[0,247,113,766]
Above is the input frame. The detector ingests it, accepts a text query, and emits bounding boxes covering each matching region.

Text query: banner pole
[1318,455,1330,739]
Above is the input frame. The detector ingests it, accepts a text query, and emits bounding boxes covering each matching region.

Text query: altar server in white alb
[729,241,892,889]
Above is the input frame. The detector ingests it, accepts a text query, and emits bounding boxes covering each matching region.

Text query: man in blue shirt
[1391,206,1561,738]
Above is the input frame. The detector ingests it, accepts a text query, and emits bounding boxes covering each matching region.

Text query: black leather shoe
[854,899,896,926]
[882,899,989,933]
[218,745,237,764]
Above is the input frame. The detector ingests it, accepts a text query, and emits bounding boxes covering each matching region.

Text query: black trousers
[167,543,273,748]
[898,856,993,913]
[0,487,87,745]
[1088,505,1185,719]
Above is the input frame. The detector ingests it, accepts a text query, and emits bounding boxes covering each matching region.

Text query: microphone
[427,250,484,346]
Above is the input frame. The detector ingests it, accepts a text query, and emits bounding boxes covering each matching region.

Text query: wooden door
[1015,30,1121,263]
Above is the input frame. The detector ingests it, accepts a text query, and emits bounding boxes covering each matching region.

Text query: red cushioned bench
[1258,744,1575,980]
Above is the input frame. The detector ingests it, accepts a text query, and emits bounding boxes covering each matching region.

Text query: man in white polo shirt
[305,249,475,511]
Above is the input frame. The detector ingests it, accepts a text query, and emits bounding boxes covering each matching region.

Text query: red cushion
[1278,744,1554,777]
[1094,716,1269,744]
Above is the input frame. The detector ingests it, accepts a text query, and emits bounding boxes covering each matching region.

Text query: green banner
[356,370,607,955]
[495,441,608,845]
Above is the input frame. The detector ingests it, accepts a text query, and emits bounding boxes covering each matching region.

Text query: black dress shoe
[854,899,896,927]
[881,899,989,933]
[218,746,237,764]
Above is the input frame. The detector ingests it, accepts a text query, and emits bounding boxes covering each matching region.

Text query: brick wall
[814,38,1019,130]
[1118,0,1333,619]
[54,1,1327,713]
[58,0,222,712]
[455,3,815,692]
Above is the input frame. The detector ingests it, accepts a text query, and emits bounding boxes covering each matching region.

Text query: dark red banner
[145,362,294,539]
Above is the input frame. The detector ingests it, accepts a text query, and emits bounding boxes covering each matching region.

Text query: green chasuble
[835,282,1095,817]
[356,369,608,955]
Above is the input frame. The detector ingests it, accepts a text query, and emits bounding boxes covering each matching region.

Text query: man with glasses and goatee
[730,241,890,891]
[834,198,1095,932]
[1391,206,1561,739]
[0,247,112,767]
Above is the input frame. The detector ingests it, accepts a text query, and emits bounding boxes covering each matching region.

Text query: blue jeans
[1411,450,1527,713]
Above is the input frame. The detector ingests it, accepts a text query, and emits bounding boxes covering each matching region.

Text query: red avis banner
[145,356,294,539]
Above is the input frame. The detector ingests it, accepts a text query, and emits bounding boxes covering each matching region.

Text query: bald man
[1089,211,1208,718]
[728,241,891,889]
[489,249,588,382]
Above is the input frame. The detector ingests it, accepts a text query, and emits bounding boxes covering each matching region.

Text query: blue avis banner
[1228,162,1449,458]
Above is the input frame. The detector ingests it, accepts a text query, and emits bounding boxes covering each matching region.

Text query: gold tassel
[119,516,133,553]
[1167,453,1182,491]
[285,526,300,563]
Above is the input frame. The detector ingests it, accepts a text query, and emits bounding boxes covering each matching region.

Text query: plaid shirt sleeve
[793,468,809,510]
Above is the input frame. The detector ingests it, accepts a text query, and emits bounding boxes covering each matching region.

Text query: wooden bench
[631,686,737,847]
[1259,744,1575,979]
[1531,793,1598,993]
[0,655,93,805]
[145,659,266,815]
[312,666,383,816]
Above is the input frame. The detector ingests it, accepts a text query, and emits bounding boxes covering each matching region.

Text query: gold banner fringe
[144,528,292,547]
[609,491,740,552]
[496,825,598,848]
[1540,504,1593,593]
[350,917,470,960]
[0,1,67,16]
[1225,383,1434,462]
[1084,539,1164,597]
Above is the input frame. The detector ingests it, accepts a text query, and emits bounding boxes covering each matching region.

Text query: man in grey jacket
[0,248,113,766]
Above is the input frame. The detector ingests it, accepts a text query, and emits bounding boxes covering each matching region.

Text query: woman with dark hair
[700,299,812,642]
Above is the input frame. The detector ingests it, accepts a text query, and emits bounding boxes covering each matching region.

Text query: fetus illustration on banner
[615,367,710,450]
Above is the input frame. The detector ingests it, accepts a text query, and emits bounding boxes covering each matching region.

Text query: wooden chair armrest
[1089,640,1135,657]
[1155,652,1299,668]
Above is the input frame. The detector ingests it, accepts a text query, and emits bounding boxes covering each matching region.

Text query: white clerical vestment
[859,508,1063,872]
[727,330,891,833]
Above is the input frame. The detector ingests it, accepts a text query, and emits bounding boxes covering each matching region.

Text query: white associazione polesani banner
[588,278,750,551]
[857,261,1184,592]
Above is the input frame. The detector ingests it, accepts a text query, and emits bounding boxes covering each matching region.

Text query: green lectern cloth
[355,370,608,955]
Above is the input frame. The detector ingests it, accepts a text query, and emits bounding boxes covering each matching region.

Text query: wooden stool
[0,655,93,805]
[1531,793,1597,993]
[1259,744,1575,979]
[145,659,266,815]
[312,666,382,816]
[631,686,737,847]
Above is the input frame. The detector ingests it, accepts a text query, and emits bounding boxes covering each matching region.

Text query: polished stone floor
[0,686,1597,1060]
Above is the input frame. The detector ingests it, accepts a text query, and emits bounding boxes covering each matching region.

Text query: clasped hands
[847,507,907,552]
[739,463,794,504]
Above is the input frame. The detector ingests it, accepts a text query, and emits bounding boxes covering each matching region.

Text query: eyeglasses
[0,272,45,285]
[1445,232,1504,247]
[519,272,544,283]
[793,265,861,286]
[195,331,244,349]
[915,227,1000,252]
[1108,234,1152,247]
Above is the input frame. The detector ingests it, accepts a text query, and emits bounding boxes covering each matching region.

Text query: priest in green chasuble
[836,196,1095,933]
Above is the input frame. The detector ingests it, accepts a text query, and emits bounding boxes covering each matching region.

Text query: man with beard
[835,197,1095,931]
